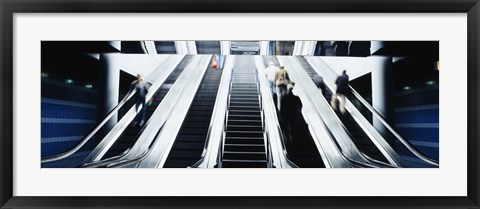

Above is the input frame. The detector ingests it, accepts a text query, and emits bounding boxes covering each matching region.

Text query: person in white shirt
[264,61,279,96]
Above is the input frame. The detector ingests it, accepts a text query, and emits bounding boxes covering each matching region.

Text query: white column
[174,41,188,54]
[293,41,302,55]
[220,41,231,55]
[98,53,121,129]
[293,41,317,55]
[305,41,317,55]
[141,41,157,54]
[259,41,269,55]
[186,41,197,54]
[371,56,394,138]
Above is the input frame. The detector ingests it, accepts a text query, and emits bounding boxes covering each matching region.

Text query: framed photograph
[1,0,479,208]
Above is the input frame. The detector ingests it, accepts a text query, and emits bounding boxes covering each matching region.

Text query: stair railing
[42,55,182,164]
[305,56,438,167]
[280,56,388,168]
[191,56,235,168]
[255,56,298,168]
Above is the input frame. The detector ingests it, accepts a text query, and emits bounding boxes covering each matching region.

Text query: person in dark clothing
[331,70,349,114]
[125,74,151,127]
[280,84,303,146]
[313,74,327,97]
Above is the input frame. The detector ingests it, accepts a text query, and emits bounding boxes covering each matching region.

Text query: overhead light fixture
[65,79,74,84]
[41,72,48,78]
[403,86,411,91]
[85,84,93,89]
[426,80,435,85]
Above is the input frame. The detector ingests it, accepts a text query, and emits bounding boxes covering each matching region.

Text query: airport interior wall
[41,79,98,167]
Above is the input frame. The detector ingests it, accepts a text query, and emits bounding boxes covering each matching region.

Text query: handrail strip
[304,56,438,167]
[107,56,212,168]
[349,86,439,166]
[255,56,298,168]
[41,55,180,163]
[191,56,235,168]
[80,55,186,164]
[279,56,381,168]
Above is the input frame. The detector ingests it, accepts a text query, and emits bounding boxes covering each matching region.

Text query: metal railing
[191,56,236,168]
[305,56,438,167]
[348,86,439,166]
[255,56,298,168]
[107,56,211,168]
[41,55,181,164]
[279,56,388,168]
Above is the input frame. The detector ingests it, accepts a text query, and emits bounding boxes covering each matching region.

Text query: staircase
[222,55,267,168]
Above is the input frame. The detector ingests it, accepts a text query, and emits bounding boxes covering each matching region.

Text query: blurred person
[212,55,218,69]
[280,83,302,146]
[125,74,151,127]
[313,74,327,97]
[274,65,291,111]
[331,70,349,114]
[264,61,279,96]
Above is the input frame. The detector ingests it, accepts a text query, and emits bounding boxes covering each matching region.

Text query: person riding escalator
[279,83,324,168]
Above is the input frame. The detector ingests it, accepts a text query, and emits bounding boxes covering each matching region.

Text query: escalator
[101,55,194,159]
[222,55,267,168]
[295,56,389,163]
[163,56,223,168]
[263,56,325,168]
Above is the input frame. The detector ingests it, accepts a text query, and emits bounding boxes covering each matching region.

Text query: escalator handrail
[256,66,275,168]
[41,55,179,163]
[306,84,399,168]
[280,56,382,168]
[292,56,400,167]
[80,148,131,168]
[191,56,234,168]
[107,56,211,168]
[348,86,439,166]
[106,123,165,168]
[257,57,298,168]
[41,89,138,163]
[305,56,438,167]
[298,91,379,168]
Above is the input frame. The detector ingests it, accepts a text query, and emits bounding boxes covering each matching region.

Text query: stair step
[227,125,263,132]
[229,102,260,107]
[226,131,263,138]
[221,160,267,168]
[223,152,266,160]
[227,120,262,126]
[228,109,261,115]
[225,137,264,145]
[228,115,261,121]
[229,106,260,111]
[224,144,266,152]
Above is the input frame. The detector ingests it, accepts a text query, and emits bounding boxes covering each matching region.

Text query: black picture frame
[1,0,479,208]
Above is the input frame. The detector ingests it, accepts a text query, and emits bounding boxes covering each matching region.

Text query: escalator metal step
[101,55,194,160]
[224,144,266,152]
[225,131,263,138]
[221,160,268,168]
[223,151,266,160]
[227,120,262,126]
[163,56,223,168]
[224,137,264,145]
[227,125,263,132]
